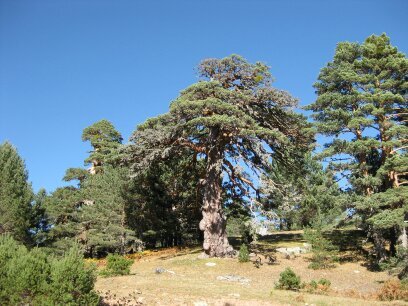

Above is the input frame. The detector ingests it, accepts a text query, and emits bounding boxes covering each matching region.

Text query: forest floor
[95,231,406,306]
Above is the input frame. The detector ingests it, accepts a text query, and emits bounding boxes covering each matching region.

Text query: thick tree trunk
[399,225,408,249]
[199,131,234,257]
[372,229,388,262]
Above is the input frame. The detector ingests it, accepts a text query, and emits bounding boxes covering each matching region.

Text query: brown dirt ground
[95,247,406,306]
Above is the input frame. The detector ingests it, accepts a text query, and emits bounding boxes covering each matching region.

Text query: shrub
[275,268,301,290]
[377,279,408,301]
[380,246,408,281]
[100,253,134,276]
[318,278,331,287]
[303,278,331,293]
[303,227,337,269]
[0,235,99,305]
[238,244,250,262]
[48,246,99,305]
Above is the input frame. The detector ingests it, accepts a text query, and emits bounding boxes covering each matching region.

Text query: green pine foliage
[261,154,345,230]
[238,244,250,262]
[43,186,84,255]
[303,227,338,269]
[82,119,123,173]
[126,153,204,248]
[127,54,313,256]
[306,34,408,261]
[100,253,134,276]
[79,167,142,256]
[275,267,301,290]
[0,235,99,305]
[0,142,36,245]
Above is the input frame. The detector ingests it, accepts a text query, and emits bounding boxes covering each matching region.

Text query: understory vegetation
[0,33,407,304]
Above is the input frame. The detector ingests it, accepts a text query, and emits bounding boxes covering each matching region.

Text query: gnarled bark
[199,130,234,257]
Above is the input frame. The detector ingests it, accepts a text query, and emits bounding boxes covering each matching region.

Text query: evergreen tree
[44,186,83,255]
[126,150,204,248]
[82,119,123,174]
[307,34,408,260]
[78,167,141,256]
[0,142,35,244]
[260,154,345,230]
[127,55,312,257]
[45,121,141,256]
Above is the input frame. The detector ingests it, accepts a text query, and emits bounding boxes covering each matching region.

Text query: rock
[249,253,256,257]
[217,275,251,284]
[155,267,166,274]
[205,262,216,267]
[353,270,360,274]
[193,301,208,306]
[276,246,309,257]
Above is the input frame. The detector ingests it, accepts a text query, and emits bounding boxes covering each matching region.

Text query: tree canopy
[127,54,313,256]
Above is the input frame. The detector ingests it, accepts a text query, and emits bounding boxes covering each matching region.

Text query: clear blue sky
[1,0,407,192]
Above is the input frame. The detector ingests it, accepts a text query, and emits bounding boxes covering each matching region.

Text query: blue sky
[1,0,407,192]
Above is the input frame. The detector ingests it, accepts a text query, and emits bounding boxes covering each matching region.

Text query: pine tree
[125,150,204,248]
[44,186,83,255]
[127,55,312,257]
[78,167,141,256]
[260,154,345,229]
[0,142,35,244]
[45,121,141,256]
[82,119,123,174]
[307,34,408,260]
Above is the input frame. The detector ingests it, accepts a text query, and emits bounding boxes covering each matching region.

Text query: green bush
[238,244,250,262]
[100,253,134,276]
[0,235,99,305]
[275,268,301,290]
[380,246,408,281]
[48,247,99,305]
[303,227,337,269]
[318,278,331,287]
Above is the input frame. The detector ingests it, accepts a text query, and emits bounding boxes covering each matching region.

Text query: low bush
[100,253,134,276]
[380,246,408,281]
[377,279,408,301]
[238,244,250,262]
[303,278,331,293]
[0,235,99,305]
[275,267,301,290]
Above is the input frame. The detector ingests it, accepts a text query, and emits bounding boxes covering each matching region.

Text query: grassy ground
[95,231,406,306]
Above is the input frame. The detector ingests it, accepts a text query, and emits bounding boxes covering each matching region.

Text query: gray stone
[155,267,166,274]
[216,275,251,284]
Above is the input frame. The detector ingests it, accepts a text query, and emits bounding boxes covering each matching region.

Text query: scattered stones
[276,246,310,259]
[205,262,216,267]
[216,275,251,284]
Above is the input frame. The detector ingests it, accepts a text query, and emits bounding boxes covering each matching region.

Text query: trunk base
[199,215,235,258]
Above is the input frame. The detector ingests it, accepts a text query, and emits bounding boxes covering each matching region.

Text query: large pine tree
[127,55,312,257]
[307,34,408,260]
[0,142,35,244]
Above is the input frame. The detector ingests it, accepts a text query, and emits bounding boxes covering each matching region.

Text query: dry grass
[95,246,405,305]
